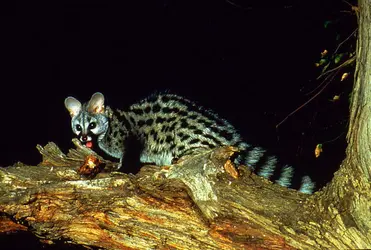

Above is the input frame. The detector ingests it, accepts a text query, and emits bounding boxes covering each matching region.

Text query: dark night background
[0,0,356,249]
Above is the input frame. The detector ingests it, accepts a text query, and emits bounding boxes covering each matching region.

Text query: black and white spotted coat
[65,92,315,194]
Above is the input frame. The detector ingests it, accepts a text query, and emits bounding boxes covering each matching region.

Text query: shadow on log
[0,139,370,249]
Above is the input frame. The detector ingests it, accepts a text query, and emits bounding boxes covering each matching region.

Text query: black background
[0,0,355,249]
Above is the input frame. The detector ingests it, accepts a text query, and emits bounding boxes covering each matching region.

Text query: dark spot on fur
[137,120,146,127]
[152,104,161,113]
[150,129,158,141]
[194,129,203,135]
[180,118,188,128]
[169,123,177,131]
[162,107,171,113]
[161,107,180,113]
[209,126,220,134]
[198,119,213,128]
[156,117,166,123]
[219,129,235,141]
[161,126,168,133]
[189,114,198,120]
[182,134,190,140]
[144,106,151,113]
[204,134,222,145]
[165,135,173,143]
[113,131,118,138]
[178,110,188,116]
[131,108,144,115]
[130,117,136,125]
[201,140,214,147]
[146,118,154,126]
[161,96,170,103]
[189,138,200,144]
[168,117,177,122]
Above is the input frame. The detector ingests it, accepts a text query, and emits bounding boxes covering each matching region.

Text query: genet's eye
[76,124,82,131]
[89,122,96,129]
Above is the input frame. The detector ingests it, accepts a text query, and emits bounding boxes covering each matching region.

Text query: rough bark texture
[1,1,370,249]
[0,141,311,249]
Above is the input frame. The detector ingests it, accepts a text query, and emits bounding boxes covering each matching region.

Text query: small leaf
[315,144,323,158]
[321,62,330,73]
[341,72,349,81]
[321,50,328,57]
[332,95,340,101]
[324,20,332,28]
[316,58,328,67]
[334,53,344,64]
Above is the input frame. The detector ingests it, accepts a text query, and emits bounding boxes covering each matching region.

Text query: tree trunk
[1,1,370,249]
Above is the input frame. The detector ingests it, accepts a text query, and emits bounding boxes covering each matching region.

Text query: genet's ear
[87,92,105,114]
[64,96,82,117]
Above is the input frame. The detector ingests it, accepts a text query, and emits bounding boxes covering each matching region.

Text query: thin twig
[317,55,355,80]
[306,68,336,96]
[321,131,346,144]
[333,28,357,55]
[224,0,252,10]
[306,56,354,96]
[276,70,340,129]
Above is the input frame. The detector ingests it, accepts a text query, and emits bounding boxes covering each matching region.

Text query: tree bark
[1,1,370,249]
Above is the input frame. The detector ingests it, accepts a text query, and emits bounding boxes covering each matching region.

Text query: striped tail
[235,142,315,194]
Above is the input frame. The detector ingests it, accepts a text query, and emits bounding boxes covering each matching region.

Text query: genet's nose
[81,135,88,142]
